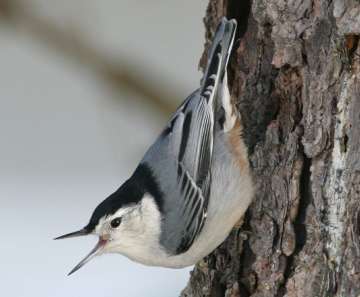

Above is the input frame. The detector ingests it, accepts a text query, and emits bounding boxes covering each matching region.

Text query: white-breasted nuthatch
[55,17,253,274]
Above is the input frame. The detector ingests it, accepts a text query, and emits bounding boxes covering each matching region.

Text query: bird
[55,17,253,275]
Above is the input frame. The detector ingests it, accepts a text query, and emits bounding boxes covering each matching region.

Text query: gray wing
[142,18,237,255]
[168,91,214,253]
[142,90,213,255]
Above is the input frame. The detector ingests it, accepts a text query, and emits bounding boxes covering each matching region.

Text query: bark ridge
[181,0,360,296]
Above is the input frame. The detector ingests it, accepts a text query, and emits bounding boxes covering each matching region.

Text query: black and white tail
[200,17,237,132]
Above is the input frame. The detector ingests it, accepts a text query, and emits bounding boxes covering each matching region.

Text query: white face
[94,194,165,263]
[95,204,143,249]
[59,194,165,275]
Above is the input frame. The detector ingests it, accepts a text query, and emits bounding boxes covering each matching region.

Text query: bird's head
[55,164,164,275]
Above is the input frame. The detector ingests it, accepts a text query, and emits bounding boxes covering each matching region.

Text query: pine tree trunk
[181,0,360,296]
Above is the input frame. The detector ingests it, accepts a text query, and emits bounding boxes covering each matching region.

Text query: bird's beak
[66,237,108,275]
[54,228,108,275]
[54,228,90,240]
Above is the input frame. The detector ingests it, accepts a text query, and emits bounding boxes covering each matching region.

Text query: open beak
[54,228,108,275]
[67,237,107,275]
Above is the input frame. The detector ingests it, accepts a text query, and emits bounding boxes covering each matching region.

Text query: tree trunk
[181,0,360,296]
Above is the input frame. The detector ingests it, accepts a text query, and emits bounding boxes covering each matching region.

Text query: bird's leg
[233,216,244,231]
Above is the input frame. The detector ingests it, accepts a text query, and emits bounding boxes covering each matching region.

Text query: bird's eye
[110,218,122,228]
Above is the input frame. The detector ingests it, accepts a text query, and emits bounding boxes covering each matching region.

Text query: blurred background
[0,0,207,296]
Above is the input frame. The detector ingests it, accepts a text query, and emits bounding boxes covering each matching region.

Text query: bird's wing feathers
[142,18,237,255]
[148,92,213,254]
[172,95,214,253]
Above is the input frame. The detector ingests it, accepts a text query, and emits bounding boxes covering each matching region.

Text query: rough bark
[181,0,360,296]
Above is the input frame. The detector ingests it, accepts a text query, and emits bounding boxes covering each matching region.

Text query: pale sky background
[0,1,208,296]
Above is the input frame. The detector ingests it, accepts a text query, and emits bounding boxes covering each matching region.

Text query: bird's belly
[165,130,253,268]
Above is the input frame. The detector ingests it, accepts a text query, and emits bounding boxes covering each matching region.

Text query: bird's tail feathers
[200,17,237,103]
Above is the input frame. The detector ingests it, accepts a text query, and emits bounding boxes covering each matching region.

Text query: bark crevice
[225,0,251,40]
